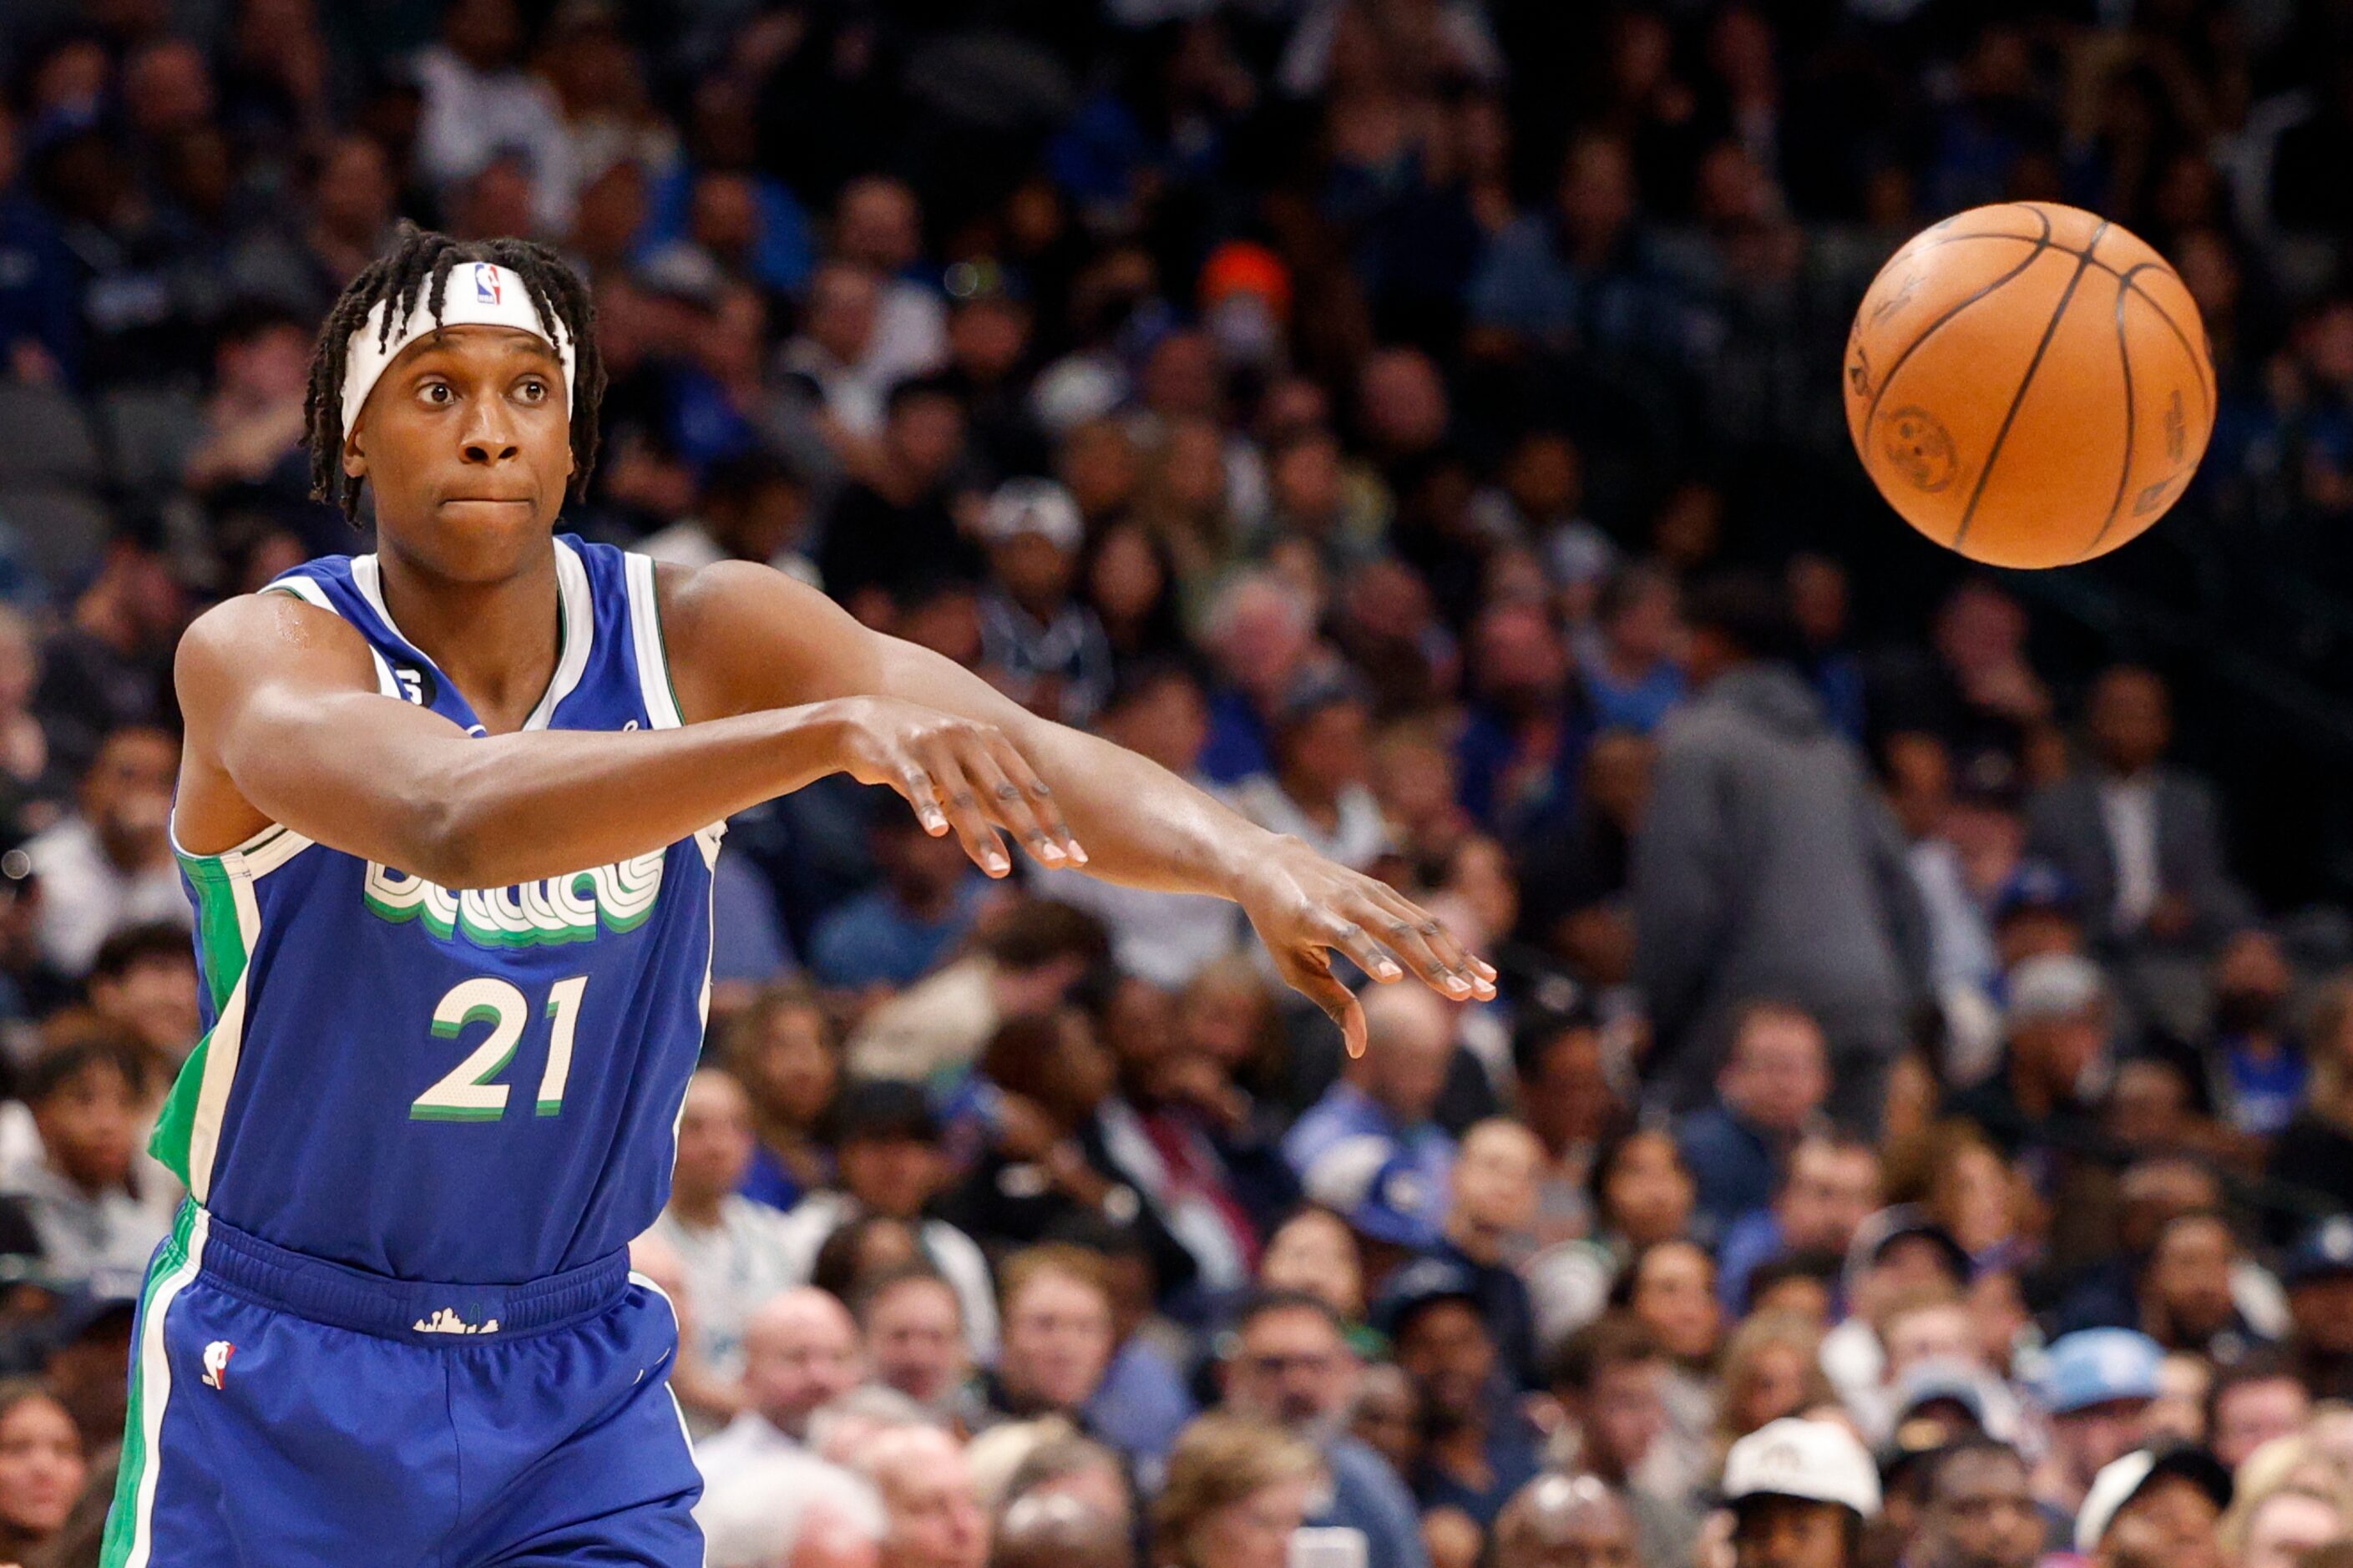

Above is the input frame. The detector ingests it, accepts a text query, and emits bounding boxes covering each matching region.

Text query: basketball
[1843,202,2215,569]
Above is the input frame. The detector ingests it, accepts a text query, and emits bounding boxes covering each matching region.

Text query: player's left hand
[1234,837,1497,1056]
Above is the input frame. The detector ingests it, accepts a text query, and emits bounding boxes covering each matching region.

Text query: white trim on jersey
[123,1207,210,1568]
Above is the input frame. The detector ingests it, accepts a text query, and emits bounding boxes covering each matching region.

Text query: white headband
[338,262,576,443]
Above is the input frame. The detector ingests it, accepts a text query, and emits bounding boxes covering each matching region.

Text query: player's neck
[374,539,564,736]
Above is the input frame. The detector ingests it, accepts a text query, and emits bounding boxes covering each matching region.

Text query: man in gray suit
[2024,665,2253,1033]
[1632,576,1928,1130]
[2026,665,2253,955]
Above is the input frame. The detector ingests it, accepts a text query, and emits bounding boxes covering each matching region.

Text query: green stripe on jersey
[98,1202,196,1568]
[150,855,253,1188]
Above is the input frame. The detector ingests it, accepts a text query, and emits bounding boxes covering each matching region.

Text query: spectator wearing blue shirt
[1676,1001,1830,1241]
[1217,1291,1431,1568]
[1715,1132,1883,1314]
[1284,985,1460,1248]
[1197,573,1321,787]
[809,805,991,990]
[719,984,837,1214]
[1577,565,1686,737]
[1379,1257,1542,1529]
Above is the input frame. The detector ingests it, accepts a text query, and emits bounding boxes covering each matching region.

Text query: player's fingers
[985,733,1087,865]
[1315,910,1404,987]
[957,742,1068,870]
[913,744,1011,877]
[1276,946,1369,1059]
[887,760,951,837]
[1367,885,1496,999]
[1354,888,1475,999]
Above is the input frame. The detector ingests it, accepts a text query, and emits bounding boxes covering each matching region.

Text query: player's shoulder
[175,587,375,695]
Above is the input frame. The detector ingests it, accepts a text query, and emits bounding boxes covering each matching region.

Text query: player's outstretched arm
[175,593,1030,891]
[662,563,1496,1050]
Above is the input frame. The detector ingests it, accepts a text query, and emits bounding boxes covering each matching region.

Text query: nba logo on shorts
[473,263,501,305]
[201,1341,235,1390]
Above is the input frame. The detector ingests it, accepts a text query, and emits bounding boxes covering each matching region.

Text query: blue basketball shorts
[99,1204,704,1567]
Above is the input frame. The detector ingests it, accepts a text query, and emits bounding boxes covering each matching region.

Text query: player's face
[343,324,573,582]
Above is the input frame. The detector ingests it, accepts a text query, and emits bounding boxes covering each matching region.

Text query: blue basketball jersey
[152,535,719,1283]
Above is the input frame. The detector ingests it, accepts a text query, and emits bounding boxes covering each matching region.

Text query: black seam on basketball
[2114,262,2215,427]
[1862,206,2053,436]
[1953,219,2111,552]
[2086,274,2136,559]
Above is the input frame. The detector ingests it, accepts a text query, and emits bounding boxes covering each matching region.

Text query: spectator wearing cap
[1990,863,2087,975]
[1942,955,2111,1167]
[1216,1290,1430,1568]
[1910,1437,2045,1568]
[974,479,1116,728]
[2025,666,2254,969]
[2280,1217,2353,1399]
[1676,1000,1830,1238]
[1493,1472,1639,1568]
[1820,1211,1973,1419]
[1632,574,1927,1128]
[646,1067,803,1428]
[779,1080,1000,1364]
[1227,667,1388,873]
[1284,985,1458,1250]
[2038,1330,2168,1515]
[1379,1255,1542,1528]
[1723,1417,1882,1568]
[2073,1445,2232,1568]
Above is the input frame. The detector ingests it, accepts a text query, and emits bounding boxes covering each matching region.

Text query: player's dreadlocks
[303,223,607,523]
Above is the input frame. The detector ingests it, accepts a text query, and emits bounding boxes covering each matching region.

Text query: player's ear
[342,425,367,481]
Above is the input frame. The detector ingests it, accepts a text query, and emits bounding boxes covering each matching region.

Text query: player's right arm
[172,593,1027,888]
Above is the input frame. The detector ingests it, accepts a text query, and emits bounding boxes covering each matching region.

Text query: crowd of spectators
[1,0,2352,1566]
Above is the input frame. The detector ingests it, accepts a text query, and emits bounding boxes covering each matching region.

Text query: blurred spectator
[2208,1354,2312,1471]
[642,451,819,586]
[847,901,1110,1090]
[412,0,571,233]
[1,1027,166,1297]
[975,481,1115,728]
[1579,566,1684,737]
[1723,1418,1880,1568]
[2073,1447,2232,1568]
[1546,1314,1699,1568]
[811,806,989,992]
[986,1246,1117,1432]
[22,725,186,978]
[1492,1472,1638,1568]
[1217,1289,1428,1568]
[1285,985,1458,1245]
[779,1081,999,1365]
[992,1491,1130,1568]
[1229,670,1388,872]
[855,1423,991,1568]
[721,984,838,1214]
[1429,1119,1542,1388]
[1380,1256,1541,1527]
[648,1067,803,1422]
[1677,1001,1830,1237]
[1634,576,1925,1126]
[2026,667,2254,962]
[1910,1439,2042,1568]
[85,919,200,1076]
[1151,1414,1323,1568]
[0,1380,84,1565]
[698,1287,868,1485]
[698,1448,887,1568]
[2042,1330,2168,1515]
[858,1264,975,1425]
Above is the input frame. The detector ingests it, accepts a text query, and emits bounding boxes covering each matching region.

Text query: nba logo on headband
[473,264,502,305]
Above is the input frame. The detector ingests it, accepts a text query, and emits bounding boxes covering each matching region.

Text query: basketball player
[98,227,1492,1565]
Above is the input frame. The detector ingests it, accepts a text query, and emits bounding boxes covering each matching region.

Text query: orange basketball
[1842,202,2214,569]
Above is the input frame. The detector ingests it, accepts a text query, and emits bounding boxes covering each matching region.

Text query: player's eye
[418,380,453,406]
[518,378,549,402]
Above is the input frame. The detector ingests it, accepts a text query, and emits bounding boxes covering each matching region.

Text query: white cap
[982,478,1084,550]
[2073,1448,2232,1555]
[1722,1419,1881,1519]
